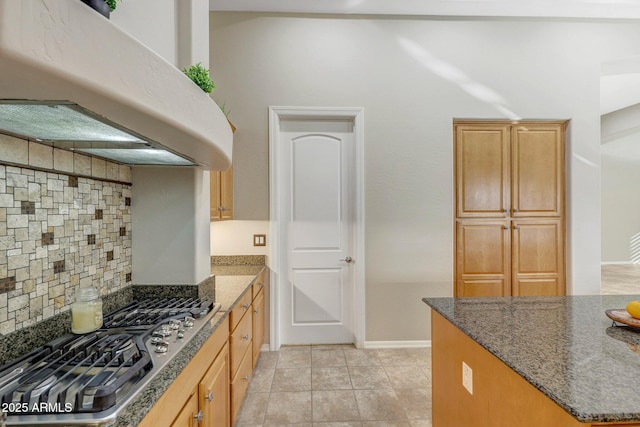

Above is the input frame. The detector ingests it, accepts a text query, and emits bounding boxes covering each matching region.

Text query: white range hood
[0,0,232,169]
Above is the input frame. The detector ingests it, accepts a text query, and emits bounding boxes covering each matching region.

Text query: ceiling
[208,0,640,19]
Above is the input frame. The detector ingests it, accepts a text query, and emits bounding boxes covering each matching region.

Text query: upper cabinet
[211,166,233,221]
[455,122,564,218]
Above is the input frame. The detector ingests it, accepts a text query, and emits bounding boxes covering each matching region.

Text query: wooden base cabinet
[454,121,566,297]
[171,388,200,427]
[432,312,640,427]
[200,343,230,427]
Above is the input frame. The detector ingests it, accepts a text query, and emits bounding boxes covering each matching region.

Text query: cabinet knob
[513,208,519,213]
[243,334,250,341]
[503,226,509,230]
[254,308,259,314]
[502,209,508,213]
[206,391,214,402]
[243,375,250,382]
[194,410,203,423]
[242,303,250,310]
[513,225,519,229]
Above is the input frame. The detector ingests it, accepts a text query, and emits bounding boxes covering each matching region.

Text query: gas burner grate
[102,298,213,329]
[0,331,152,413]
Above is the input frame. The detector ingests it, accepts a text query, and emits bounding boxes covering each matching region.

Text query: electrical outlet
[253,234,266,246]
[462,361,473,395]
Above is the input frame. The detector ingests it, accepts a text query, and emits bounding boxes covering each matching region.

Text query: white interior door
[278,118,356,345]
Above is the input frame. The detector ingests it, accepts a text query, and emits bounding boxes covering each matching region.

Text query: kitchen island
[423,295,640,427]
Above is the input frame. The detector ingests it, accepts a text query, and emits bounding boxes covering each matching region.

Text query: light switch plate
[462,361,473,395]
[253,234,266,246]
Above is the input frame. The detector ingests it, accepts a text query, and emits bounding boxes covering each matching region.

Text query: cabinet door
[512,218,565,296]
[455,124,510,218]
[511,124,564,217]
[170,387,199,427]
[210,166,233,221]
[252,289,265,368]
[200,343,230,427]
[455,220,511,297]
[220,165,233,220]
[210,171,221,220]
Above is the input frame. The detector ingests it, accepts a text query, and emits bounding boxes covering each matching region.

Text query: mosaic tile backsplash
[0,141,132,336]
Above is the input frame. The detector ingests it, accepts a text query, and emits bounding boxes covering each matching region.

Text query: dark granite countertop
[423,295,640,423]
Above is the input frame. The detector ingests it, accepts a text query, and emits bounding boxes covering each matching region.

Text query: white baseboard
[260,342,432,350]
[602,261,636,265]
[363,340,431,349]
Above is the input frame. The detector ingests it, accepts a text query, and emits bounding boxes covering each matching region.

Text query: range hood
[0,0,232,169]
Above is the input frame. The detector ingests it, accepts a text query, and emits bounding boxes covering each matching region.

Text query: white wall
[209,14,640,341]
[210,220,270,257]
[601,133,640,263]
[132,167,211,284]
[111,0,177,65]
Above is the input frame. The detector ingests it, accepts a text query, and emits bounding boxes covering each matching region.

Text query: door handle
[340,256,353,263]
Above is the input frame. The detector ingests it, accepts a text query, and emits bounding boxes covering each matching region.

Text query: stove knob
[155,340,169,353]
[159,324,172,337]
[169,319,182,330]
[184,316,195,328]
[177,329,185,339]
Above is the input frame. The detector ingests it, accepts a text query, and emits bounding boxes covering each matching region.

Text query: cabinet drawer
[231,345,252,424]
[230,306,252,376]
[230,290,252,331]
[252,270,265,300]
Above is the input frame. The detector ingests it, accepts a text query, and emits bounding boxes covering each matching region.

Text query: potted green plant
[183,63,216,93]
[80,0,120,18]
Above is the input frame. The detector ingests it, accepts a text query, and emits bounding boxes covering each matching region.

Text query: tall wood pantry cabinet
[454,121,566,297]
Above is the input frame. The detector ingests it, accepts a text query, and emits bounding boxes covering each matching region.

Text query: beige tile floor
[601,264,640,295]
[234,265,639,427]
[236,345,433,427]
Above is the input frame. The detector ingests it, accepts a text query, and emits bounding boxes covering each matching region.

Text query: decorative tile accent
[120,227,127,237]
[0,158,132,335]
[125,197,131,207]
[95,209,103,220]
[53,260,65,274]
[0,276,16,293]
[106,251,114,262]
[41,232,54,246]
[21,201,35,214]
[68,175,78,187]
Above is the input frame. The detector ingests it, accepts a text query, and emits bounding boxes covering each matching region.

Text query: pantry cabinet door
[455,220,511,297]
[511,124,564,217]
[455,124,510,218]
[511,218,565,296]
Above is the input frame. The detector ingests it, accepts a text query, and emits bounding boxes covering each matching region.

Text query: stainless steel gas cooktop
[0,298,221,426]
